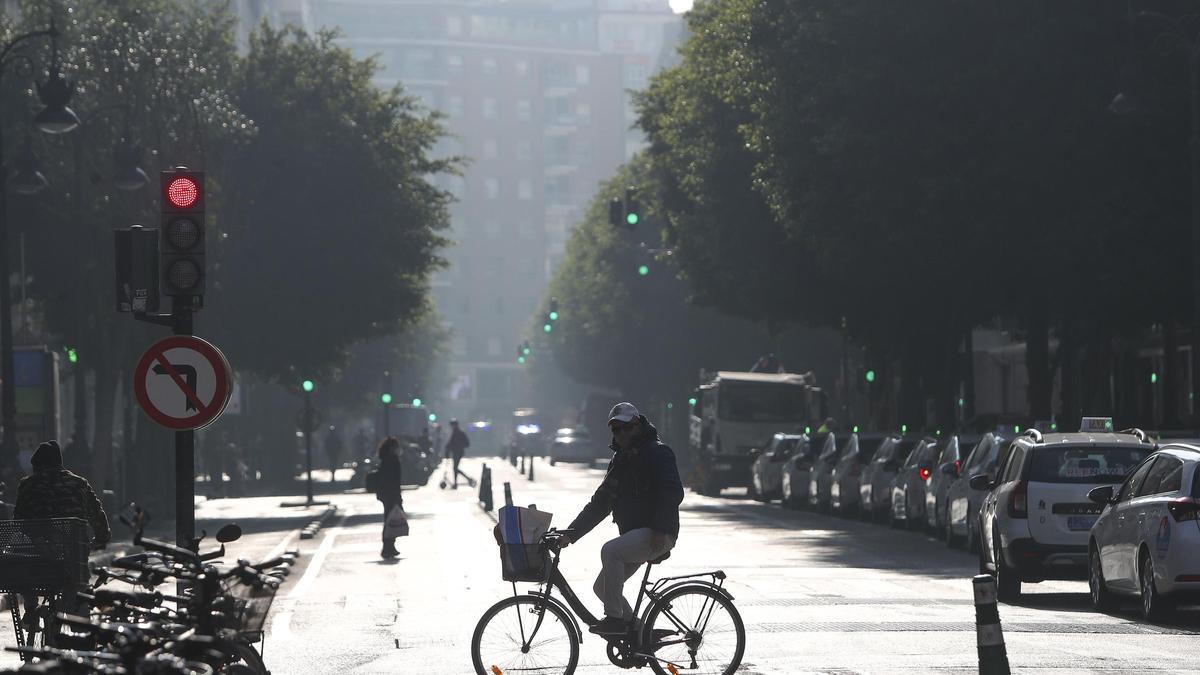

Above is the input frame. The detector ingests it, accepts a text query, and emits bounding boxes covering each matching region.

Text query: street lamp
[0,22,77,470]
[9,138,48,197]
[1111,9,1200,424]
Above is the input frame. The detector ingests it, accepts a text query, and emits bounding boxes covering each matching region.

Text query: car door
[1129,455,1185,585]
[1101,456,1157,588]
[981,442,1023,562]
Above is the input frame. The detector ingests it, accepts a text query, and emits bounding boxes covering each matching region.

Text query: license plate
[713,463,732,471]
[1067,516,1097,531]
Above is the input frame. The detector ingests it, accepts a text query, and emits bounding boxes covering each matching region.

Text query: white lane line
[265,528,300,562]
[288,515,346,600]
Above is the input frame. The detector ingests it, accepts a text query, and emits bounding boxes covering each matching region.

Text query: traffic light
[637,264,649,277]
[548,297,559,322]
[522,341,531,356]
[864,369,876,383]
[380,393,392,405]
[411,396,422,406]
[609,197,623,228]
[66,347,78,364]
[624,187,640,227]
[160,168,205,303]
[543,314,553,333]
[302,379,315,393]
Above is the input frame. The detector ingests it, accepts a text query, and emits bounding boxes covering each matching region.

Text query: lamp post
[1111,10,1200,426]
[0,22,79,471]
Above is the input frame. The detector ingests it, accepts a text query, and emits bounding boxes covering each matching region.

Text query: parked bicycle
[472,528,745,675]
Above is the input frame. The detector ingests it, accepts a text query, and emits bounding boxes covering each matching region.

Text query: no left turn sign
[134,336,233,430]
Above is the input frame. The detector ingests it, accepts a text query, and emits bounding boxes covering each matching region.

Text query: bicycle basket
[499,543,549,583]
[0,518,89,593]
[222,577,278,641]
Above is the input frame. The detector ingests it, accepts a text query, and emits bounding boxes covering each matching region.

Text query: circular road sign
[134,336,233,430]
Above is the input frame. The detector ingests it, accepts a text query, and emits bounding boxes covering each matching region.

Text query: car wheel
[945,519,962,549]
[1139,550,1174,622]
[1089,545,1117,612]
[781,474,794,509]
[549,457,556,466]
[967,518,980,554]
[905,498,922,531]
[994,534,1021,602]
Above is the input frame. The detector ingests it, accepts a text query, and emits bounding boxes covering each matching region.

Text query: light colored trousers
[594,527,676,620]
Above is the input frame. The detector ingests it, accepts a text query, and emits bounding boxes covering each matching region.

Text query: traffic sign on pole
[133,335,232,430]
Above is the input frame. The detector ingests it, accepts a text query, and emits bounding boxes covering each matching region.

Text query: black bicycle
[471,529,745,675]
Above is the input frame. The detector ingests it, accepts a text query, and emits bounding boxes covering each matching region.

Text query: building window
[576,103,591,125]
[482,139,498,160]
[516,140,532,161]
[485,178,499,199]
[447,96,463,117]
[448,16,463,37]
[447,54,463,75]
[483,97,498,120]
[482,57,498,76]
[515,59,530,78]
[575,64,590,85]
[487,337,501,357]
[516,99,532,122]
[518,179,532,200]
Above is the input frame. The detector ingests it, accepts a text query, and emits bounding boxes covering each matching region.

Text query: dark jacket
[445,427,470,458]
[567,416,684,541]
[14,469,111,544]
[376,451,404,507]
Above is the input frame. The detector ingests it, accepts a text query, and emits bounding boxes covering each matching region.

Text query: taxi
[1088,443,1200,620]
[974,418,1154,600]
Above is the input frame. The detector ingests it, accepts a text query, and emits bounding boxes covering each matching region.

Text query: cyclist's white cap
[608,402,639,424]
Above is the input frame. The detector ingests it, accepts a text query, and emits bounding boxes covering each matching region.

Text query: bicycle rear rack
[648,569,727,596]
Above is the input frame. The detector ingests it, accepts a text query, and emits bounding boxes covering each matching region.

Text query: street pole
[173,302,195,550]
[1190,42,1200,427]
[304,389,314,505]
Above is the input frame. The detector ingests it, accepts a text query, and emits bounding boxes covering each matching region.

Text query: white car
[549,427,602,465]
[975,423,1154,600]
[750,433,804,502]
[780,434,820,509]
[831,433,888,515]
[1089,444,1200,620]
[946,433,1007,551]
[808,433,849,512]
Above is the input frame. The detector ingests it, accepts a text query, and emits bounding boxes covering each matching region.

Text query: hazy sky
[670,0,693,12]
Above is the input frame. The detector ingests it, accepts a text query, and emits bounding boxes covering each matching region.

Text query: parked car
[925,434,980,535]
[1088,444,1200,620]
[781,434,821,509]
[890,436,940,529]
[750,433,805,502]
[831,433,889,515]
[859,435,915,523]
[809,433,850,512]
[946,432,1007,551]
[549,427,603,465]
[977,421,1153,601]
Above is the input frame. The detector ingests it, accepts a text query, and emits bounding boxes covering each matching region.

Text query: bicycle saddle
[650,551,670,564]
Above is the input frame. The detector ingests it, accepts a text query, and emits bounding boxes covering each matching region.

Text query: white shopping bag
[383,504,409,539]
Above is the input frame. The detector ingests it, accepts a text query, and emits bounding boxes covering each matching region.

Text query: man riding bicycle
[560,402,684,636]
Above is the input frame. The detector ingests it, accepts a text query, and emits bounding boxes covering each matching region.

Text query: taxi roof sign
[1080,416,1114,433]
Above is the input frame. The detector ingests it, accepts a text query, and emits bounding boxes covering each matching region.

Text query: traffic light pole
[172,302,195,550]
[304,390,314,504]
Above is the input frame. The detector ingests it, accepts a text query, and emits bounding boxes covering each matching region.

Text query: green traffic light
[958,397,965,407]
[543,323,552,333]
[667,402,674,409]
[626,212,639,226]
[412,397,422,406]
[522,346,531,355]
[688,397,697,406]
[549,311,559,321]
[852,425,859,433]
[428,413,437,422]
[302,380,314,393]
[901,424,908,434]
[518,356,526,364]
[637,265,649,276]
[864,370,876,383]
[804,426,812,434]
[1151,372,1159,384]
[381,393,392,404]
[66,347,78,364]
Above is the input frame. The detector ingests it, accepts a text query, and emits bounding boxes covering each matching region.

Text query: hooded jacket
[14,441,110,543]
[567,416,684,541]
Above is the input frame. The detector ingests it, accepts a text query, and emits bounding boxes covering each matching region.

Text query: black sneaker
[588,616,630,636]
[381,546,399,559]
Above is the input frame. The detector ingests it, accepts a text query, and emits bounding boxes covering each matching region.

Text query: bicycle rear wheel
[471,595,579,675]
[642,585,745,675]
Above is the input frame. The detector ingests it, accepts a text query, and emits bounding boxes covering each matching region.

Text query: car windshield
[1029,445,1152,484]
[717,383,810,423]
[858,437,885,460]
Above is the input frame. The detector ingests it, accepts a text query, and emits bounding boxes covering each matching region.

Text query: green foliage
[209,24,456,383]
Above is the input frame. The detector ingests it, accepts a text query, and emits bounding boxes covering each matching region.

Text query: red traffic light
[165,176,199,209]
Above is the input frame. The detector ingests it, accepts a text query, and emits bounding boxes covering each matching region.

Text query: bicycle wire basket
[499,543,549,583]
[221,576,278,642]
[0,518,89,593]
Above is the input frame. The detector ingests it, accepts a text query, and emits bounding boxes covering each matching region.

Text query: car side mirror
[939,462,958,477]
[1087,485,1116,505]
[968,474,993,491]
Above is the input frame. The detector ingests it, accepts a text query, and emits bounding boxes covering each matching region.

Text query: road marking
[288,514,346,599]
[266,528,301,562]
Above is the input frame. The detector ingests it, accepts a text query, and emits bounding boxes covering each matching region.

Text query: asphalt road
[3,458,1197,673]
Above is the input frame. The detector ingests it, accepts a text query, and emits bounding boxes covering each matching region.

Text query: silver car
[890,437,940,530]
[925,435,980,535]
[858,435,914,523]
[809,433,850,512]
[780,434,819,509]
[945,433,1006,551]
[831,433,888,515]
[750,433,804,502]
[1089,444,1200,620]
[549,427,601,465]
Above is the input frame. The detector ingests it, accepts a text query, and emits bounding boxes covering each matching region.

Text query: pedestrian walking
[13,440,111,631]
[445,419,474,489]
[324,425,345,482]
[374,437,405,559]
[558,403,684,635]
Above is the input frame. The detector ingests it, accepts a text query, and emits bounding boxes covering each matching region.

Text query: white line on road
[288,514,346,599]
[265,528,300,562]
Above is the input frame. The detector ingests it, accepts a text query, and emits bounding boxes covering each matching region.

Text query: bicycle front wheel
[471,595,579,675]
[642,584,745,675]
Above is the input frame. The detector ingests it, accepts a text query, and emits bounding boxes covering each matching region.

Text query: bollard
[510,450,517,467]
[520,455,526,474]
[479,464,494,512]
[973,574,1011,675]
[528,456,535,481]
[503,481,513,507]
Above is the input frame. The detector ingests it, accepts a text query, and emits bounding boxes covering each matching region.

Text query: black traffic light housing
[114,225,160,314]
[608,197,623,228]
[608,187,641,230]
[160,168,205,304]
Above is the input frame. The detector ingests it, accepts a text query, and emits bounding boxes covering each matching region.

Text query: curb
[299,505,339,540]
